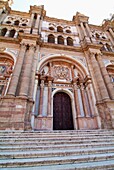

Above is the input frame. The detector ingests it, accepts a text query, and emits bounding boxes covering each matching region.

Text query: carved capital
[29,44,36,51]
[40,80,44,88]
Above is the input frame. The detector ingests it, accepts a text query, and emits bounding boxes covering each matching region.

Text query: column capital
[29,44,36,51]
[20,42,27,48]
[40,79,44,88]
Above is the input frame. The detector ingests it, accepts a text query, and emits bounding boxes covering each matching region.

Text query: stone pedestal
[0,96,33,130]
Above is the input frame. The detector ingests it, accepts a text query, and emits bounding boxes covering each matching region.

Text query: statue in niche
[54,65,70,81]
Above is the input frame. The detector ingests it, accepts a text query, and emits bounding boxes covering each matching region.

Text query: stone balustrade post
[7,43,27,96]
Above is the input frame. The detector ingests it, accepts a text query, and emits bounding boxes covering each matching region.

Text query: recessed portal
[53,92,74,130]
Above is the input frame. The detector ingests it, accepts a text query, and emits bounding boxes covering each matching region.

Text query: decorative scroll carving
[53,65,70,81]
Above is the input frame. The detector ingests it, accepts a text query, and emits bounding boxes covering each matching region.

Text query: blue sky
[11,0,114,25]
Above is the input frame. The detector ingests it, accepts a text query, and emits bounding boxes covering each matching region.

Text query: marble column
[38,79,44,116]
[73,82,81,117]
[86,82,95,116]
[64,38,67,45]
[47,80,52,116]
[19,44,35,96]
[29,46,39,99]
[71,65,75,79]
[90,52,109,100]
[7,43,27,96]
[5,30,10,37]
[80,83,89,117]
[14,31,18,38]
[85,52,102,102]
[96,53,114,100]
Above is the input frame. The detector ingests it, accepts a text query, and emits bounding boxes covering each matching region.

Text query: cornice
[101,50,114,57]
[41,42,82,52]
[81,40,103,52]
[9,10,30,17]
[18,32,41,45]
[44,16,74,25]
[0,35,19,44]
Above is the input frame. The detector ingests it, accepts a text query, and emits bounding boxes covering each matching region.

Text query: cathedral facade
[0,0,114,131]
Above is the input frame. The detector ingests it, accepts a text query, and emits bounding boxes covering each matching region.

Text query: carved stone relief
[53,65,71,81]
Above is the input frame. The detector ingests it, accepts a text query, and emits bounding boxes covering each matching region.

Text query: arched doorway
[53,92,74,130]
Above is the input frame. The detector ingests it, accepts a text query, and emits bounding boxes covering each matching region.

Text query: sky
[11,0,114,25]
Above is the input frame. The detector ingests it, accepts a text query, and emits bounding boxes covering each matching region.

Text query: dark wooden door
[53,92,74,130]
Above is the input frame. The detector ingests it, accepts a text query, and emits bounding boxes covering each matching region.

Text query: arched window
[0,28,7,36]
[99,42,106,51]
[57,26,63,32]
[95,33,100,38]
[58,36,64,45]
[19,30,24,33]
[9,29,16,38]
[14,20,19,26]
[0,54,14,96]
[106,43,112,52]
[48,34,55,43]
[67,37,73,46]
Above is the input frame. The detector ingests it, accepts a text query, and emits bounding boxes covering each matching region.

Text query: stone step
[0,137,114,144]
[0,130,113,135]
[1,142,114,151]
[1,160,114,170]
[0,146,114,159]
[0,152,114,168]
[0,134,114,140]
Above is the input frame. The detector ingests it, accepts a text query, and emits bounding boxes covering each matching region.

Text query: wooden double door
[53,92,74,130]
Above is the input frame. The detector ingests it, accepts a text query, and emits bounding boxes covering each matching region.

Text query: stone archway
[34,54,99,130]
[53,91,74,130]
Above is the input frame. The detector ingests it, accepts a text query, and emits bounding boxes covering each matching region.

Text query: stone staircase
[0,130,114,170]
